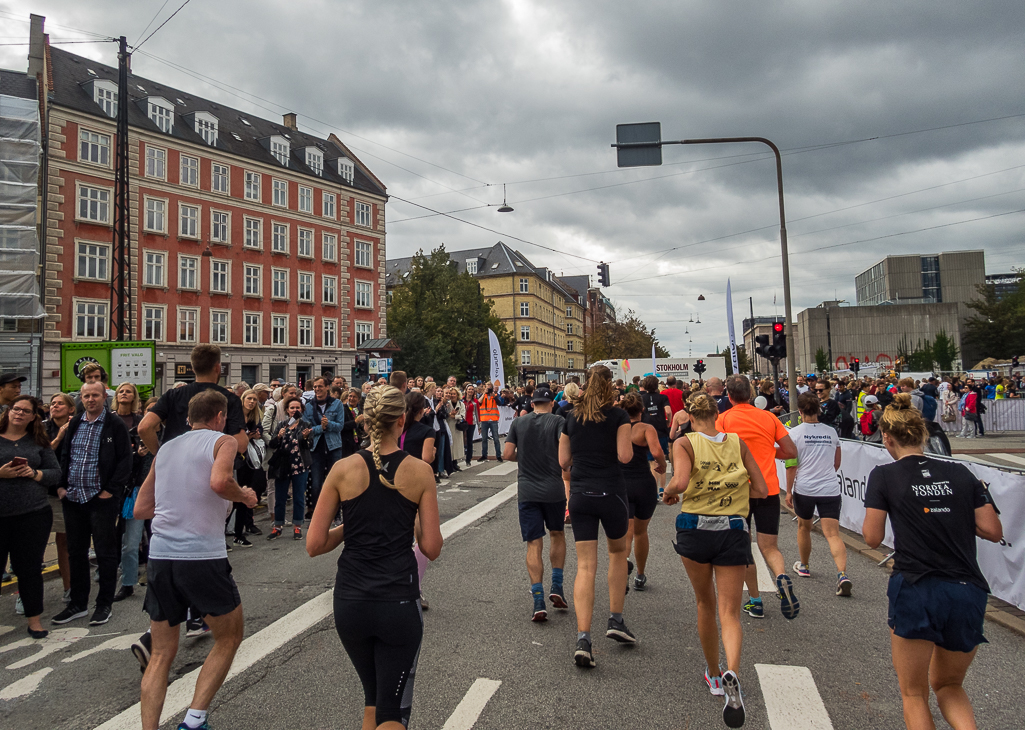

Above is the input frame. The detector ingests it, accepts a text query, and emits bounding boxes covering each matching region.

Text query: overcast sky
[3,0,1023,358]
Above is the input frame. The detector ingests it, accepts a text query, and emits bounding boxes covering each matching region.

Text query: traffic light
[694,359,706,375]
[771,322,786,359]
[754,334,770,359]
[851,358,860,374]
[597,262,610,287]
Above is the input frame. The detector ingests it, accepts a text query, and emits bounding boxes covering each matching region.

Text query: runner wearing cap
[503,386,569,621]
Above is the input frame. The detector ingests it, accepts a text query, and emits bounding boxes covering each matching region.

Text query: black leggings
[0,507,52,618]
[334,595,423,727]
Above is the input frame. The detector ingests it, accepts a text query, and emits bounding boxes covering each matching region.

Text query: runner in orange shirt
[716,374,800,620]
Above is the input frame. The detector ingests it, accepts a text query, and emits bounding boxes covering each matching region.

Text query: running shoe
[186,618,211,638]
[776,574,800,620]
[293,527,302,540]
[131,631,152,673]
[532,594,547,622]
[89,605,112,625]
[606,616,637,643]
[267,527,283,540]
[634,574,648,592]
[705,666,725,697]
[176,722,211,730]
[233,537,254,548]
[476,456,487,463]
[837,572,853,597]
[574,637,595,668]
[742,598,763,619]
[793,561,811,578]
[51,604,88,624]
[721,670,746,728]
[549,584,568,609]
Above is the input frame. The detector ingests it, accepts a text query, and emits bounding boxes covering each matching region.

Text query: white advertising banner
[806,439,1025,611]
[471,405,515,441]
[726,278,739,375]
[487,328,504,390]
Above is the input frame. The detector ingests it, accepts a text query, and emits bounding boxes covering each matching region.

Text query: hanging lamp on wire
[497,183,514,213]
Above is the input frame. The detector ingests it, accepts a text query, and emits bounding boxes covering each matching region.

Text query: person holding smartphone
[477,384,502,462]
[267,397,313,541]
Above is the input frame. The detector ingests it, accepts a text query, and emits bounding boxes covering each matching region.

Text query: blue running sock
[552,568,564,585]
[531,582,544,598]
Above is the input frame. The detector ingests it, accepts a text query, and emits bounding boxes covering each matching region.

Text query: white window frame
[354,321,372,346]
[298,272,313,302]
[521,349,531,365]
[143,304,166,342]
[75,240,109,282]
[567,340,574,351]
[519,278,529,293]
[322,318,337,348]
[143,196,167,234]
[244,171,261,201]
[244,216,262,249]
[147,99,174,133]
[355,240,373,268]
[210,309,230,344]
[272,179,288,208]
[298,185,313,213]
[144,146,166,179]
[355,201,371,227]
[322,233,337,262]
[210,210,229,243]
[271,315,288,346]
[194,112,218,146]
[78,128,110,167]
[93,80,117,117]
[520,325,530,341]
[566,305,573,317]
[271,222,289,254]
[142,249,166,288]
[210,258,230,294]
[179,203,200,239]
[271,268,289,300]
[177,306,199,343]
[77,183,112,224]
[178,254,199,291]
[322,192,336,219]
[305,148,324,176]
[270,139,290,166]
[520,302,529,317]
[179,155,199,187]
[298,316,313,347]
[243,263,263,297]
[465,258,478,274]
[73,298,108,340]
[322,274,337,305]
[354,280,372,309]
[212,163,229,194]
[337,157,354,184]
[244,312,262,345]
[297,227,313,258]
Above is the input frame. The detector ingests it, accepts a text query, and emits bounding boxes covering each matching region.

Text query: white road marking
[441,678,502,730]
[752,542,776,593]
[2,627,89,670]
[0,667,53,701]
[754,663,834,729]
[480,461,517,477]
[0,625,13,638]
[94,483,519,730]
[988,452,1025,467]
[63,635,138,663]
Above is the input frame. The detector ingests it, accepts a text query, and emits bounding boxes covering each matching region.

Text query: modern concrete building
[987,272,1021,302]
[854,250,985,306]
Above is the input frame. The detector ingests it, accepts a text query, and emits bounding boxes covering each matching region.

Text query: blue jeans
[309,446,341,509]
[479,420,501,458]
[275,472,308,527]
[120,517,145,587]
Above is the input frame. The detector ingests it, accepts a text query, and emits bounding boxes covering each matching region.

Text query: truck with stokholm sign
[592,357,728,384]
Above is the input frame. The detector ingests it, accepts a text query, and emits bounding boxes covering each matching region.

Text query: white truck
[592,357,728,383]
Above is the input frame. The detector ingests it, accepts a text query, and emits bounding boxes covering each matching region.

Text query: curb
[784,505,1025,639]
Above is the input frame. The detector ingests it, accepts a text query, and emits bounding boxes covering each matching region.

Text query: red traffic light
[772,322,784,334]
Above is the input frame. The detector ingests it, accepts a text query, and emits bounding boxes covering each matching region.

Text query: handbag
[245,438,266,470]
[121,486,139,520]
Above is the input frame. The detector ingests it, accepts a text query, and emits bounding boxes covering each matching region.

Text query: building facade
[854,250,985,306]
[386,242,586,382]
[32,19,387,393]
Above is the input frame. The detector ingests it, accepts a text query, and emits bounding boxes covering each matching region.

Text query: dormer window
[304,147,323,176]
[260,135,290,166]
[88,79,118,118]
[145,97,175,133]
[190,111,219,146]
[466,258,478,275]
[336,157,354,184]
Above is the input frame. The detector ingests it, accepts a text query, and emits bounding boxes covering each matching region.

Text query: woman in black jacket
[267,397,313,541]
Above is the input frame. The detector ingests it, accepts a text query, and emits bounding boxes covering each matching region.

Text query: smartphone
[10,457,28,468]
[287,417,297,426]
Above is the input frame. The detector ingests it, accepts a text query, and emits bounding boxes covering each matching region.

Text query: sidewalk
[949,431,1025,454]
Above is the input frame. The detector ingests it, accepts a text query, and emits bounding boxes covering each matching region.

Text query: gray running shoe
[606,616,637,644]
[722,670,746,728]
[574,637,595,668]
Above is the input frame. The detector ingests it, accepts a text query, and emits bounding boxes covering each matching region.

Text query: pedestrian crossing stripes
[441,678,502,730]
[755,663,834,729]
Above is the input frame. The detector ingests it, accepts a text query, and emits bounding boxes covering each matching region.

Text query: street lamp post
[612,123,798,402]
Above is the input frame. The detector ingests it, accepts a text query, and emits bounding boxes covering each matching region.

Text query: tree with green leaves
[387,245,516,379]
[584,308,670,363]
[964,271,1025,360]
[814,347,830,375]
[719,346,752,375]
[931,330,960,372]
[897,334,934,372]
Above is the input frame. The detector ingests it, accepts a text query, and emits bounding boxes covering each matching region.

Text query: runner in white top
[785,392,851,597]
[133,389,257,730]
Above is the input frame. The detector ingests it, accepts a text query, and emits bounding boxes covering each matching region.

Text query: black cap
[532,386,555,403]
[0,373,27,386]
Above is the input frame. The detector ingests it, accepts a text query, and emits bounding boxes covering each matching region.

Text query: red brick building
[35,26,387,392]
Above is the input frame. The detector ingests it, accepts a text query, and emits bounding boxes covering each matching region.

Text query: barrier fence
[939,398,1025,433]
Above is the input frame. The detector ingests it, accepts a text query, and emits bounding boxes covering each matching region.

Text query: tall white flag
[651,342,657,376]
[726,279,740,374]
[488,329,504,389]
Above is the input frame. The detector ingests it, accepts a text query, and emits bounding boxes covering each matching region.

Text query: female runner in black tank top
[620,393,665,593]
[307,385,442,730]
[559,365,635,667]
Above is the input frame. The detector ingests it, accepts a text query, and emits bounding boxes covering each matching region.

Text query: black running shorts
[144,558,241,627]
[518,500,566,542]
[674,527,752,566]
[792,492,842,521]
[568,492,629,542]
[746,493,781,536]
[626,476,658,522]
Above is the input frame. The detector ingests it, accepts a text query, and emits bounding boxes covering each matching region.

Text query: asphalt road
[2,454,1023,730]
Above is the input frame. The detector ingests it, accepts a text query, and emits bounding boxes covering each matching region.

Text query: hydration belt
[676,513,749,532]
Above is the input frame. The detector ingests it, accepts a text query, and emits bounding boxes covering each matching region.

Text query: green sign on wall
[60,341,156,395]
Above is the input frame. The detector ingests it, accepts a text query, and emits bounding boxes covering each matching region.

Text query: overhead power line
[133,0,194,52]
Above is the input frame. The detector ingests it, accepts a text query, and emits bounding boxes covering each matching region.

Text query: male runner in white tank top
[133,390,257,730]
